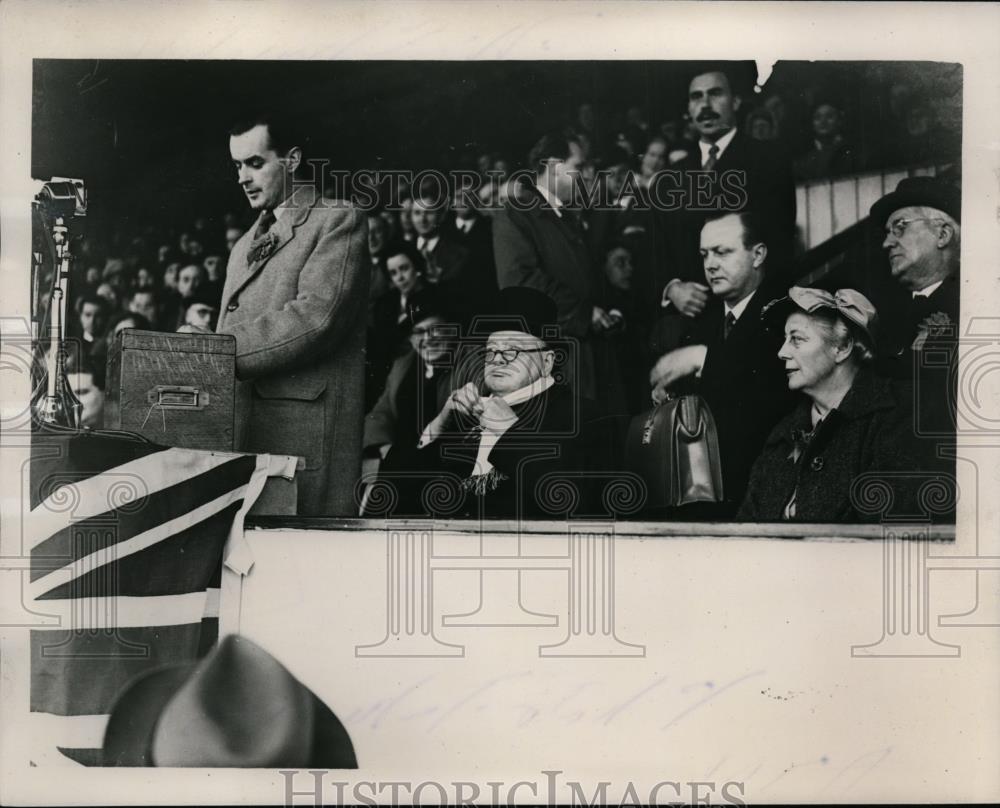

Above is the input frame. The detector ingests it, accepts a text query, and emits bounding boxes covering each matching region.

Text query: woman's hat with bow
[762,286,879,350]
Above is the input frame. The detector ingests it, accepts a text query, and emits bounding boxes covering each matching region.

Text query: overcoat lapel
[228,186,318,300]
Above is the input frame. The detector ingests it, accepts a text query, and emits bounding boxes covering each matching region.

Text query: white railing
[796,163,948,252]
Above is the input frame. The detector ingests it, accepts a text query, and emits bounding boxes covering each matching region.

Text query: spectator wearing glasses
[870,177,961,516]
[364,288,458,472]
[396,287,586,519]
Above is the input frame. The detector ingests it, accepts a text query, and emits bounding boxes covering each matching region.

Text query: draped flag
[25,427,277,766]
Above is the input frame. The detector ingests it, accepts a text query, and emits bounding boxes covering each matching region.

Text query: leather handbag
[624,394,724,509]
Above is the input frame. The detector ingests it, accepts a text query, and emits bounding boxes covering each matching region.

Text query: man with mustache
[654,68,796,329]
[218,112,369,516]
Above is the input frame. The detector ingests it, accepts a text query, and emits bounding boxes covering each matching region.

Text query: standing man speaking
[218,113,368,516]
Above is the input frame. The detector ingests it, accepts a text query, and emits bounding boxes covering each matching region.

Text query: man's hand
[592,305,617,332]
[480,395,518,431]
[648,344,709,389]
[664,280,710,318]
[444,382,485,420]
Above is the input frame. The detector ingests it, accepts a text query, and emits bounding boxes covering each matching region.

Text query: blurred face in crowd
[85,266,101,286]
[540,141,585,205]
[225,227,244,252]
[410,315,450,366]
[606,161,629,199]
[881,205,953,292]
[177,264,203,299]
[700,214,765,303]
[812,104,842,140]
[779,312,844,395]
[386,252,421,296]
[178,233,191,254]
[399,199,415,236]
[163,263,180,290]
[604,246,635,291]
[135,267,155,289]
[95,283,118,310]
[203,255,223,282]
[411,198,443,237]
[185,302,218,332]
[128,291,157,324]
[69,371,104,429]
[640,137,667,179]
[157,244,172,264]
[187,238,204,258]
[749,114,774,142]
[79,301,103,338]
[577,103,595,131]
[688,71,740,142]
[367,215,388,257]
[230,123,301,211]
[483,330,554,396]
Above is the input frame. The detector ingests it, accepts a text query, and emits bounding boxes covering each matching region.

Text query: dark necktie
[703,144,720,171]
[254,209,276,240]
[723,311,737,340]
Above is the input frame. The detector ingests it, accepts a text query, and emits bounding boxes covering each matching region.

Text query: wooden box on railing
[105,329,235,451]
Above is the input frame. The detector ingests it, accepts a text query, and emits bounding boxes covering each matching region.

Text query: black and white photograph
[1,1,998,805]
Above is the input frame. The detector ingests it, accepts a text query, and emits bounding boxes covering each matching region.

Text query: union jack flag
[23,427,280,765]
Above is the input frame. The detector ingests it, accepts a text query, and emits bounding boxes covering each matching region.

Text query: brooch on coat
[788,427,817,464]
[911,311,953,351]
[247,232,280,265]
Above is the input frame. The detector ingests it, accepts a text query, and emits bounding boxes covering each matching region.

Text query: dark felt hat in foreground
[870,176,961,226]
[473,286,559,340]
[102,634,357,768]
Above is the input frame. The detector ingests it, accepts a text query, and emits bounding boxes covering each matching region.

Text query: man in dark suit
[218,113,368,516]
[870,177,961,511]
[493,130,618,403]
[397,287,584,520]
[650,211,795,516]
[412,190,471,286]
[656,68,797,323]
[446,187,498,295]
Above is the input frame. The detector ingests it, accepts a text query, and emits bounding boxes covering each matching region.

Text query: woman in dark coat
[738,287,923,523]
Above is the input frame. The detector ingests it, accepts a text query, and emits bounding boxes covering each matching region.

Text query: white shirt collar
[416,234,440,253]
[913,280,944,299]
[698,126,738,166]
[724,289,756,321]
[455,217,475,234]
[534,182,563,217]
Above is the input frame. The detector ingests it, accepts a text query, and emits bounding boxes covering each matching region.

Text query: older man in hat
[872,177,960,450]
[398,286,584,519]
[871,176,961,373]
[869,176,960,517]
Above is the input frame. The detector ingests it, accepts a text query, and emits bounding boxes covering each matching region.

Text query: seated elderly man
[389,287,584,520]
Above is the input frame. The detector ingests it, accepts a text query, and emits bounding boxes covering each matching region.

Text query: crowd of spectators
[47,67,960,522]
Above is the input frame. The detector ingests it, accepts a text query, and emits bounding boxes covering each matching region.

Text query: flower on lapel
[247,232,279,265]
[787,427,816,464]
[911,311,953,351]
